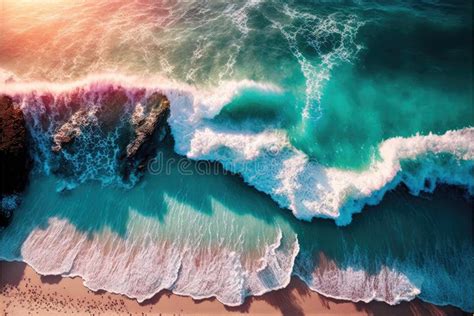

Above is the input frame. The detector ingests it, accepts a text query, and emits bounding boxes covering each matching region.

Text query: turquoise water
[306,10,473,169]
[2,1,472,170]
[0,0,473,311]
[0,139,472,308]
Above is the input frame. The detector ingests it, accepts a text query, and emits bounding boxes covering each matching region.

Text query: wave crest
[1,74,472,224]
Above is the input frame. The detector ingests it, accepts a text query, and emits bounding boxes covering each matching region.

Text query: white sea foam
[1,0,472,311]
[293,243,474,312]
[182,122,473,225]
[294,251,421,305]
[0,79,471,308]
[1,74,472,225]
[15,214,299,306]
[270,8,364,119]
[163,80,474,225]
[225,0,262,35]
[3,209,470,310]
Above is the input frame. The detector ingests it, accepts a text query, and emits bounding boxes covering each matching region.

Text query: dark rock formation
[52,88,129,152]
[126,93,170,160]
[52,109,91,152]
[122,92,170,177]
[50,90,170,182]
[0,95,31,227]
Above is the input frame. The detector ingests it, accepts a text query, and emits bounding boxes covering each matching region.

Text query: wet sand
[0,260,468,315]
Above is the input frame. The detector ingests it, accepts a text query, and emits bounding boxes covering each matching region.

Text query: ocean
[0,0,472,312]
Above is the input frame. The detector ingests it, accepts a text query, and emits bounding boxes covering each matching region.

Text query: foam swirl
[1,75,473,225]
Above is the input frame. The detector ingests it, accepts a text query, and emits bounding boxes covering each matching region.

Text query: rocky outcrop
[0,95,31,227]
[122,92,170,177]
[52,109,93,152]
[126,93,170,160]
[51,88,129,152]
[50,90,170,182]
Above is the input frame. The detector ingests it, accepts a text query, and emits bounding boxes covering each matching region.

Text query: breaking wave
[0,74,472,311]
[0,176,471,310]
[1,0,472,312]
[2,74,472,225]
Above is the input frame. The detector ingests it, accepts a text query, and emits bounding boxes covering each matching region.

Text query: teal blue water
[2,0,472,169]
[1,139,472,308]
[0,0,473,311]
[304,10,473,169]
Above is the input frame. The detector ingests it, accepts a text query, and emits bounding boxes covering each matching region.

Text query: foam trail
[294,252,421,305]
[184,125,474,225]
[1,75,473,225]
[13,215,299,306]
[293,241,473,311]
[272,7,364,119]
[1,0,472,312]
[164,82,474,225]
[0,183,470,310]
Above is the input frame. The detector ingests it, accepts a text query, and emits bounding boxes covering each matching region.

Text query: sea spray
[3,78,472,224]
[1,0,472,312]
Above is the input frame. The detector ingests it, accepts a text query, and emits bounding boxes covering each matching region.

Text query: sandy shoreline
[0,260,468,316]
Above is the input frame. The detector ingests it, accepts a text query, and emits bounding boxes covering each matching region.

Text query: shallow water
[0,0,472,311]
[1,140,472,309]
